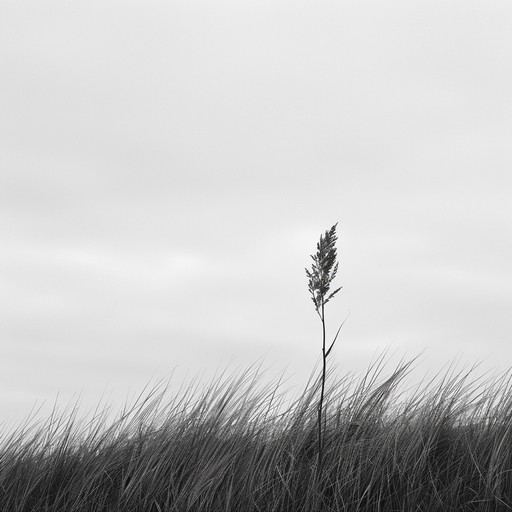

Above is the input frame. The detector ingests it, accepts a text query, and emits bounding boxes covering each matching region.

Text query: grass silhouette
[2,353,512,511]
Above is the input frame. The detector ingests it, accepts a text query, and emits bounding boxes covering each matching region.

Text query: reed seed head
[305,222,342,315]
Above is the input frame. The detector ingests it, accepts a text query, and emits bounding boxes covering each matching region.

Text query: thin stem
[318,300,326,478]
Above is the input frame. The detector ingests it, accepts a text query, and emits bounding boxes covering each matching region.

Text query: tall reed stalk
[305,222,344,479]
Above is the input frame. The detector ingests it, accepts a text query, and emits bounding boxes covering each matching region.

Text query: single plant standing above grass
[305,222,344,479]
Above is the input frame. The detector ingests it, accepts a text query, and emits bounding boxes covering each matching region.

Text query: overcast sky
[1,0,512,428]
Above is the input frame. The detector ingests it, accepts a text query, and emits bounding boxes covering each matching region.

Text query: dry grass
[2,353,512,511]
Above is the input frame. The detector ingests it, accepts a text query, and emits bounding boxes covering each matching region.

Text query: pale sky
[1,0,512,428]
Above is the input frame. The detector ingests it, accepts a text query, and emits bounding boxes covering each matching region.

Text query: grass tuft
[2,354,512,511]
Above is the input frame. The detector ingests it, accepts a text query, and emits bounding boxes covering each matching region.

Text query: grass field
[1,353,512,512]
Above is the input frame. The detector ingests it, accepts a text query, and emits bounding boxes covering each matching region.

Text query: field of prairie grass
[2,353,512,512]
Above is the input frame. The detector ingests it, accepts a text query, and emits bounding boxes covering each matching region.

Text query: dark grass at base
[1,352,512,511]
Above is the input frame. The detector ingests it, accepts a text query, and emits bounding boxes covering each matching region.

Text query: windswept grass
[2,353,512,511]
